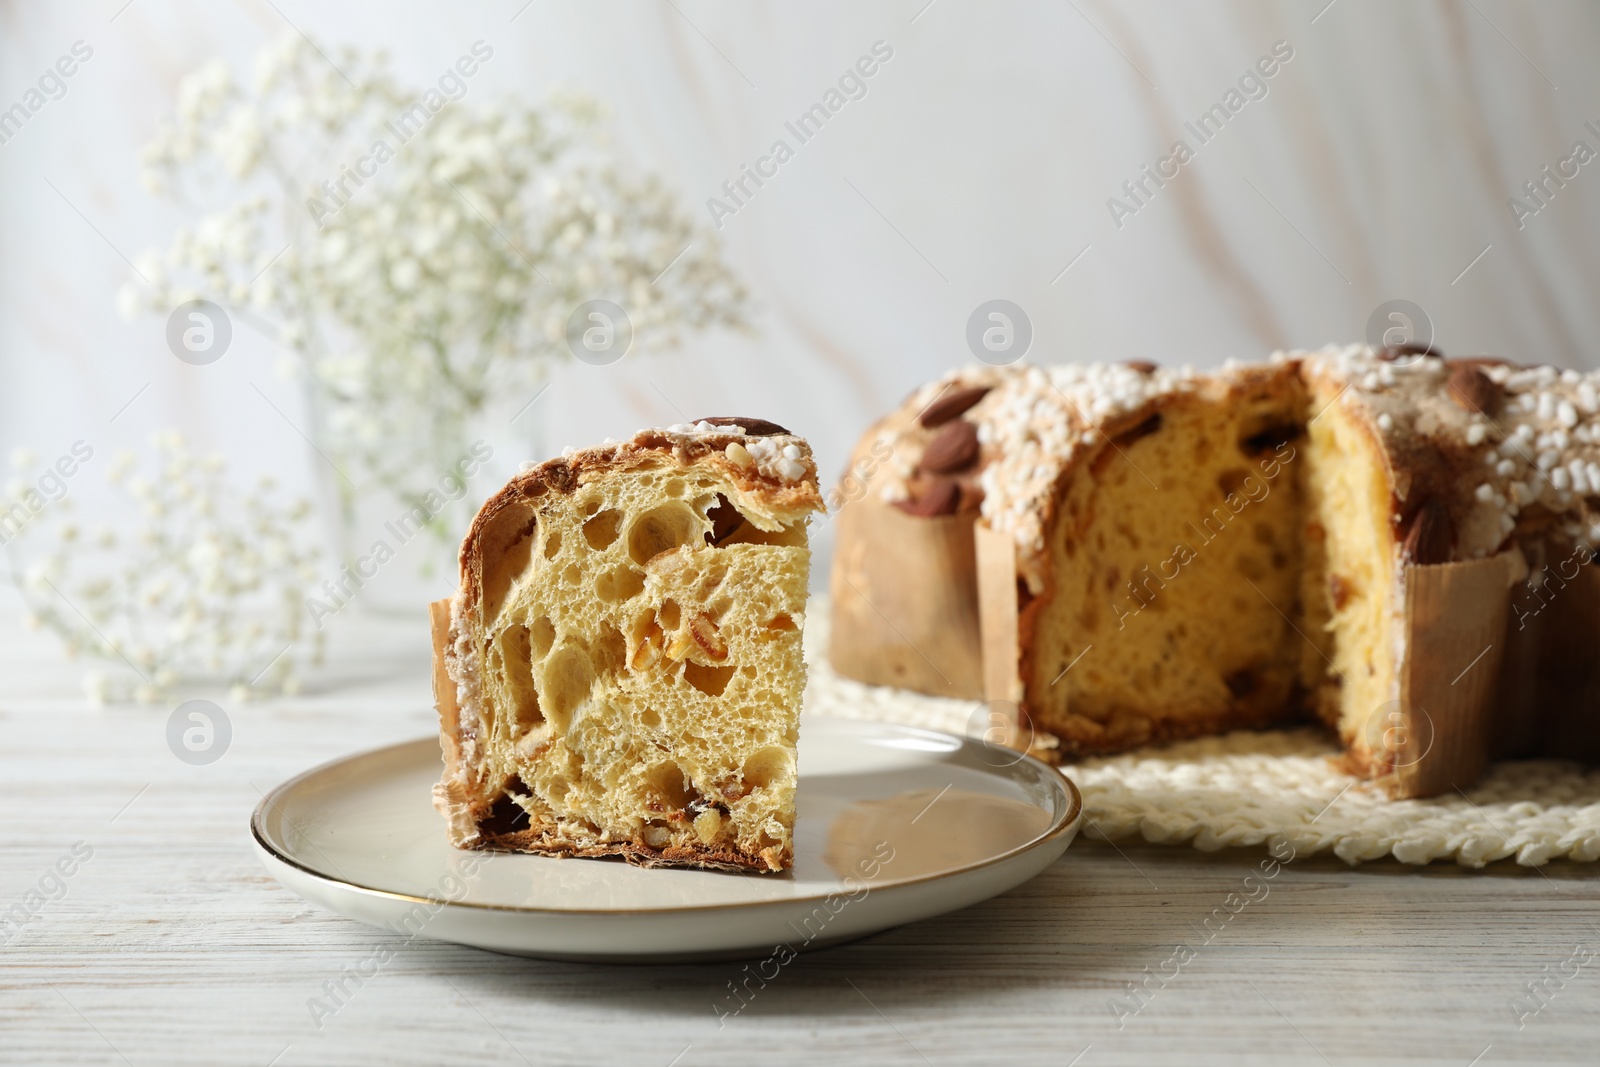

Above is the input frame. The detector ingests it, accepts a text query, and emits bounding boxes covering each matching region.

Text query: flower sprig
[119,32,749,544]
[8,433,322,704]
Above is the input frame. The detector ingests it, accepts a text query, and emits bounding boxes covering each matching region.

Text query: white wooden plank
[3,604,1599,1065]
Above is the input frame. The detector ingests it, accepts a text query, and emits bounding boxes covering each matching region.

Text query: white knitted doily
[802,604,1600,868]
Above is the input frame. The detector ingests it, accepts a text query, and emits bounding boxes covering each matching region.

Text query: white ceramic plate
[252,716,1081,961]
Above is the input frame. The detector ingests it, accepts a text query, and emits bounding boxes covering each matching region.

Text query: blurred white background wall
[2,0,1596,601]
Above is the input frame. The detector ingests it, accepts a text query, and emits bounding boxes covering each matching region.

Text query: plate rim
[250,717,1083,917]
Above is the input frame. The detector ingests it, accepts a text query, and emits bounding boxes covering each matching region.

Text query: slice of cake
[1004,361,1315,750]
[433,419,822,871]
[831,347,1573,797]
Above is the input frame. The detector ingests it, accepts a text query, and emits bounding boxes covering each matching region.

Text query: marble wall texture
[2,0,1596,587]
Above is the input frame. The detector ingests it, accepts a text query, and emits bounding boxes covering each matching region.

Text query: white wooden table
[2,597,1597,1067]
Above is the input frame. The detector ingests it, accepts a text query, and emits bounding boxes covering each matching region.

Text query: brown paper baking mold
[1381,548,1527,798]
[827,499,984,699]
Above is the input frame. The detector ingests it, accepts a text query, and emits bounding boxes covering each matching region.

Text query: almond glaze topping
[695,416,789,436]
[1124,360,1159,375]
[1401,497,1452,565]
[1447,364,1499,415]
[1378,341,1442,362]
[918,419,981,474]
[918,385,991,428]
[893,478,961,517]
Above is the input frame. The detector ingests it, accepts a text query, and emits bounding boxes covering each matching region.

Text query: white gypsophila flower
[214,105,264,177]
[8,433,322,703]
[119,31,747,586]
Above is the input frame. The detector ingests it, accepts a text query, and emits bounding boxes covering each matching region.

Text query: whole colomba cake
[830,345,1600,798]
[434,419,822,872]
